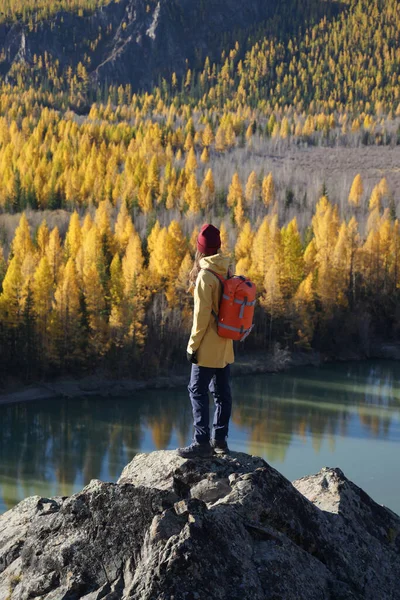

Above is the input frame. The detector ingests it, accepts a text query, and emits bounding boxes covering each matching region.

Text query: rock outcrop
[1,451,399,599]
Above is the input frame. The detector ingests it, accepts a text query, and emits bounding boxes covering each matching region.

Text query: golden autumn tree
[312,196,340,310]
[235,221,253,275]
[281,218,304,298]
[245,171,259,206]
[185,147,198,174]
[250,217,270,288]
[114,200,134,253]
[0,256,23,328]
[261,173,275,207]
[36,220,49,257]
[122,232,148,351]
[185,173,201,215]
[109,253,125,347]
[53,258,83,367]
[32,256,54,358]
[227,172,243,208]
[200,147,210,164]
[65,211,82,260]
[202,123,214,148]
[219,222,231,256]
[95,199,115,263]
[293,273,315,348]
[234,196,245,228]
[200,168,215,211]
[83,262,108,358]
[46,227,63,283]
[11,213,34,261]
[123,231,144,297]
[348,174,364,207]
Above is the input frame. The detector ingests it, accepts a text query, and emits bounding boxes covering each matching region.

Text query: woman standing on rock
[177,224,234,459]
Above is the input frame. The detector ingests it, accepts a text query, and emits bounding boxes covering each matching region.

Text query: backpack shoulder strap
[202,268,226,321]
[203,268,226,285]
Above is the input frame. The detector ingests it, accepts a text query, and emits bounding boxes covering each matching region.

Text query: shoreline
[1,343,399,406]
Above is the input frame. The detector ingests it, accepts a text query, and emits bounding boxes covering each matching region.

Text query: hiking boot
[211,439,230,455]
[176,442,213,459]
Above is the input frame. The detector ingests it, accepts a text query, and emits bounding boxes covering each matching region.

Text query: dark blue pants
[188,364,232,444]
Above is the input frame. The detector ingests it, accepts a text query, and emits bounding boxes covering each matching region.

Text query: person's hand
[187,351,198,364]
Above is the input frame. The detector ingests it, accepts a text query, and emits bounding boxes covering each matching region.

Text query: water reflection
[1,360,399,514]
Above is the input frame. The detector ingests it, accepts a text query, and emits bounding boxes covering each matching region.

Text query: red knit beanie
[197,224,221,256]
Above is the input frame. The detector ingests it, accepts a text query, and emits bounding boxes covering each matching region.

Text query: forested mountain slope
[0,0,347,96]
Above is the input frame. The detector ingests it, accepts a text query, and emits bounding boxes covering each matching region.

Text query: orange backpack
[205,269,257,342]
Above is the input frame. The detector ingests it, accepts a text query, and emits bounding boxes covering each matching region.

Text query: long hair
[188,248,224,292]
[188,250,206,292]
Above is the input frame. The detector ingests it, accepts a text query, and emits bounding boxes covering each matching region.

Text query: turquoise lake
[1,360,399,515]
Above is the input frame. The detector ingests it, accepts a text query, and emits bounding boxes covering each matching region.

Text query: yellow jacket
[187,253,234,368]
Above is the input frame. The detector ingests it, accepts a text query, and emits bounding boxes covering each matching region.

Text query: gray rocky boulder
[0,451,399,599]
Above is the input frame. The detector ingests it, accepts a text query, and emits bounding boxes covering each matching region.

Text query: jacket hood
[199,253,231,276]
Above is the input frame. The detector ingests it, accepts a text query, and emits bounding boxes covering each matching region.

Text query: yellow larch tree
[200,168,215,211]
[81,213,93,237]
[0,256,23,328]
[95,199,115,261]
[167,221,187,272]
[304,238,317,274]
[261,173,275,207]
[46,227,63,283]
[202,123,214,148]
[234,220,253,275]
[200,147,210,164]
[378,177,390,200]
[214,125,226,152]
[369,185,382,212]
[65,211,82,260]
[11,213,34,261]
[32,256,54,357]
[281,218,304,298]
[245,171,259,206]
[77,224,102,282]
[109,253,125,347]
[348,174,364,207]
[227,172,243,208]
[122,235,148,352]
[83,262,108,358]
[250,217,270,288]
[147,155,160,198]
[234,196,245,228]
[219,222,231,256]
[114,200,134,253]
[36,220,50,257]
[312,196,340,310]
[331,222,352,307]
[293,272,315,349]
[147,221,161,258]
[185,173,201,215]
[53,258,83,366]
[123,231,144,298]
[148,227,170,279]
[185,147,198,174]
